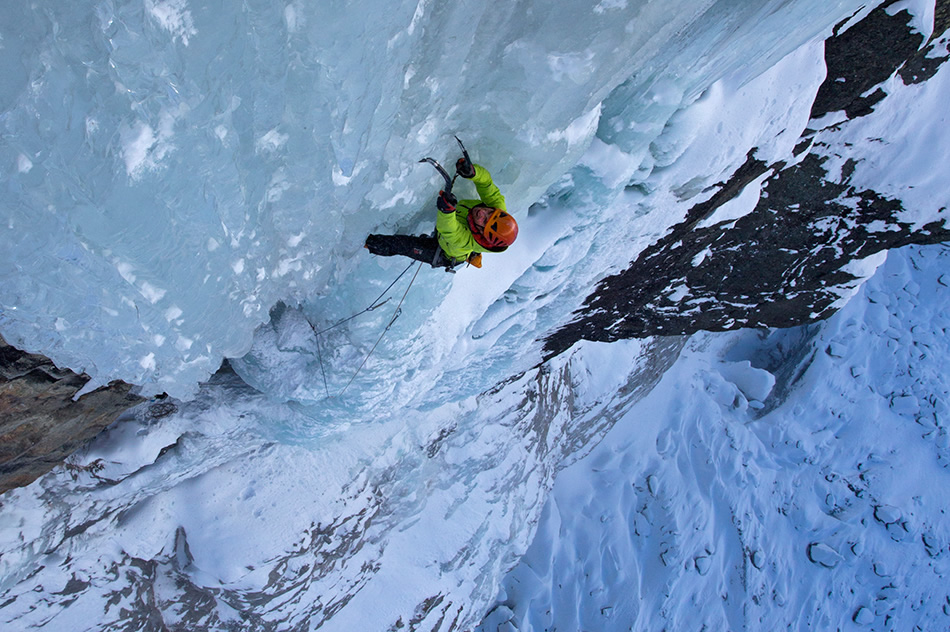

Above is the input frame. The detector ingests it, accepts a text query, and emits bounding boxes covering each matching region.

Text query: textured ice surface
[1,0,867,398]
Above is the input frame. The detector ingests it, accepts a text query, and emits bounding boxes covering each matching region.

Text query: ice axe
[418,156,455,195]
[419,135,472,196]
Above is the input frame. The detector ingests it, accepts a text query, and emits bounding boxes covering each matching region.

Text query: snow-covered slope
[483,243,950,631]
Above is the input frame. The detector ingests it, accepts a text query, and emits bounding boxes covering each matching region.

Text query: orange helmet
[468,207,519,251]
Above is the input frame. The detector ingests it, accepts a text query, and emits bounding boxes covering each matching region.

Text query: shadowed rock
[0,335,144,493]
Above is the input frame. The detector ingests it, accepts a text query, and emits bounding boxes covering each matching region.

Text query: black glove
[456,157,475,179]
[437,190,457,213]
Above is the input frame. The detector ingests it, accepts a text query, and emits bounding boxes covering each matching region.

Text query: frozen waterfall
[2,0,867,401]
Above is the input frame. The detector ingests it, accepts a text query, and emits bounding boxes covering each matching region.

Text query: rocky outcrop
[545,0,950,358]
[0,336,143,494]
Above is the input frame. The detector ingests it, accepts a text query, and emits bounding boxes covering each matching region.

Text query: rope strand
[309,260,416,336]
[314,329,330,399]
[338,261,422,396]
[308,260,422,399]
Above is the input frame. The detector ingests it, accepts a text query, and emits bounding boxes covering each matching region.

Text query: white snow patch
[120,121,158,178]
[813,54,950,229]
[697,172,768,230]
[660,38,827,186]
[275,258,302,276]
[17,154,33,173]
[718,360,775,403]
[692,247,712,267]
[119,107,183,179]
[256,129,289,154]
[866,219,900,233]
[139,282,167,304]
[825,250,888,310]
[666,284,689,302]
[139,353,157,370]
[145,0,197,45]
[115,261,137,284]
[547,105,601,147]
[579,136,641,189]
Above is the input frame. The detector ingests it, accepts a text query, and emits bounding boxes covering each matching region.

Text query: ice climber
[364,155,518,270]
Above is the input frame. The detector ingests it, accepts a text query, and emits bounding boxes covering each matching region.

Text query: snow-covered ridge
[546,0,950,355]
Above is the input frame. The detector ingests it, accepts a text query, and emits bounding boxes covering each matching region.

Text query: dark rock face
[545,1,950,359]
[0,336,143,493]
[811,2,925,119]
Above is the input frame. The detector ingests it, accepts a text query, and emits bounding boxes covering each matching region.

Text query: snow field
[483,244,950,631]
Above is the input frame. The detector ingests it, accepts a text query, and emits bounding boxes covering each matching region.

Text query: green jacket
[436,164,507,263]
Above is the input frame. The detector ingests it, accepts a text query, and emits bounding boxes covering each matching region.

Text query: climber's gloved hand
[455,157,476,179]
[437,190,457,213]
